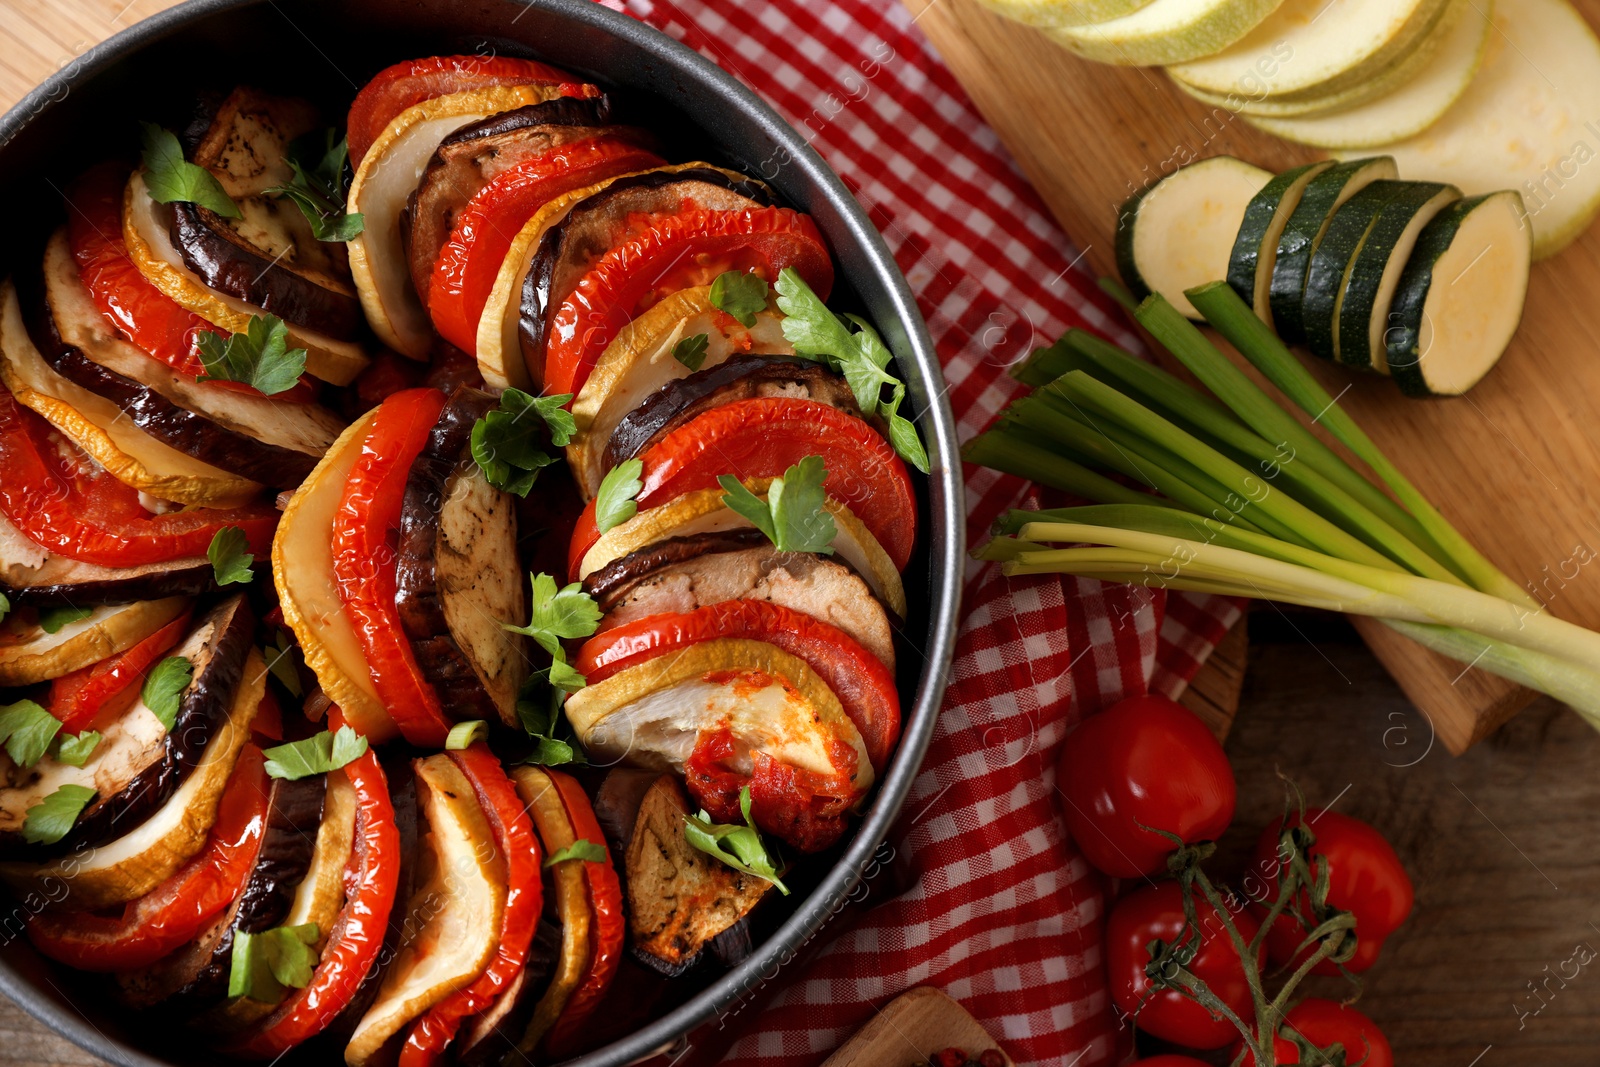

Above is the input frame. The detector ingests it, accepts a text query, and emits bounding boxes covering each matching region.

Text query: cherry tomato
[1056,694,1235,878]
[567,398,915,574]
[347,55,597,165]
[26,745,269,971]
[0,387,278,567]
[575,599,901,770]
[427,137,663,353]
[330,388,454,746]
[1107,881,1262,1050]
[539,206,833,397]
[46,609,192,733]
[1250,810,1413,975]
[400,744,543,1066]
[1234,999,1392,1067]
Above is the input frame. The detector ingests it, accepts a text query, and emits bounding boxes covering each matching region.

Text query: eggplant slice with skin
[402,96,631,306]
[42,231,347,473]
[518,169,772,384]
[0,511,212,607]
[172,87,361,338]
[395,386,528,728]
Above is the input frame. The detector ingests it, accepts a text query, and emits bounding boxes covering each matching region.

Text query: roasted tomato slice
[399,744,543,1067]
[575,600,901,771]
[0,386,277,567]
[541,769,625,1059]
[25,744,270,971]
[347,55,597,165]
[65,163,313,404]
[540,207,833,397]
[685,724,856,854]
[45,609,193,733]
[232,711,401,1059]
[568,398,914,573]
[330,387,454,747]
[427,138,664,355]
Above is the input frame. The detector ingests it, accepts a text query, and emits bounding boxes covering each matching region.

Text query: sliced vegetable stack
[0,51,925,1067]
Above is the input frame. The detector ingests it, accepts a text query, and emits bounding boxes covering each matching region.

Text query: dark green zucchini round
[1301,181,1402,363]
[1226,160,1334,329]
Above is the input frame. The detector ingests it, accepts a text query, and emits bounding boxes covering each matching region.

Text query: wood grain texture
[897,0,1600,753]
[819,987,1014,1066]
[1180,601,1249,741]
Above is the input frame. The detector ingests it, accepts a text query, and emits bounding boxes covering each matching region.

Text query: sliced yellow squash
[0,597,189,687]
[1047,0,1288,67]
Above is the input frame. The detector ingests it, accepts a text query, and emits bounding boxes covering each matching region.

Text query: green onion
[962,426,1164,510]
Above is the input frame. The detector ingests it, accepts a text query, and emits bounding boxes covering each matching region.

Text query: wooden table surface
[2,2,1598,1065]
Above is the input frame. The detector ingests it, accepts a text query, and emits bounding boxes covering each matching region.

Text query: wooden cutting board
[902,0,1600,753]
[819,987,1014,1066]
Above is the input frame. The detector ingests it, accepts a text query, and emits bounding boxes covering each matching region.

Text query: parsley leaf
[672,332,710,371]
[709,271,770,328]
[264,631,303,698]
[229,923,320,1003]
[594,459,643,536]
[208,526,254,586]
[544,839,607,867]
[683,786,789,894]
[22,784,95,845]
[0,592,9,625]
[445,720,488,750]
[0,700,61,768]
[141,655,193,732]
[196,315,307,396]
[51,731,101,768]
[139,122,240,219]
[773,268,930,473]
[506,573,603,660]
[717,457,836,555]
[262,726,368,781]
[38,605,93,635]
[267,129,363,242]
[471,389,575,497]
[515,666,585,767]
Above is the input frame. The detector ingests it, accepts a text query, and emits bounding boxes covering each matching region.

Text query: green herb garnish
[139,122,240,219]
[196,314,307,395]
[718,455,835,555]
[0,700,61,768]
[38,606,93,635]
[683,785,788,894]
[262,726,368,781]
[672,332,710,371]
[228,923,320,1003]
[471,388,575,497]
[22,784,95,845]
[709,271,770,328]
[544,839,607,867]
[142,655,193,731]
[208,526,254,586]
[267,129,363,242]
[51,731,101,768]
[594,458,643,536]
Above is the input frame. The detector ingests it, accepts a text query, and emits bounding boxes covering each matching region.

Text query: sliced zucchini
[1116,156,1272,321]
[1246,0,1490,149]
[1046,0,1285,67]
[1300,181,1401,362]
[1336,182,1463,371]
[1358,0,1600,258]
[980,0,1158,29]
[1386,192,1531,396]
[1268,157,1399,344]
[1225,161,1335,328]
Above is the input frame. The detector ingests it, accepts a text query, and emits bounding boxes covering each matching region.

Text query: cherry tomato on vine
[1250,810,1413,975]
[1057,694,1236,878]
[1107,881,1262,1050]
[1233,999,1392,1067]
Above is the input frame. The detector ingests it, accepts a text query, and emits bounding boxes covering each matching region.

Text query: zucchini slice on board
[1046,0,1285,67]
[1225,161,1335,328]
[1246,0,1490,149]
[1386,192,1532,396]
[1169,0,1449,100]
[1116,156,1272,321]
[1268,157,1399,344]
[978,0,1158,30]
[1357,0,1600,259]
[1336,182,1463,372]
[1299,180,1402,363]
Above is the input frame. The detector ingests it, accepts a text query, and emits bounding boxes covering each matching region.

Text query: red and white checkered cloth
[603,1,1244,1063]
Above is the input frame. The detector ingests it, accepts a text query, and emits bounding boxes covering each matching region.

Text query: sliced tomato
[26,744,270,971]
[347,55,597,165]
[575,600,900,771]
[685,724,856,854]
[541,769,625,1059]
[428,138,664,354]
[65,163,314,404]
[540,207,833,397]
[399,744,543,1067]
[45,608,193,733]
[330,387,453,747]
[568,398,914,572]
[0,387,278,567]
[232,709,401,1059]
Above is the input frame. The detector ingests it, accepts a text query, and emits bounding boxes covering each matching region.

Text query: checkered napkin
[602,1,1245,1062]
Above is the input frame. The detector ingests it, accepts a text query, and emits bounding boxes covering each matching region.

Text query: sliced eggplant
[0,635,263,910]
[0,595,252,861]
[519,169,772,385]
[395,386,528,728]
[624,774,771,977]
[455,918,562,1067]
[403,96,622,305]
[172,87,360,338]
[585,529,897,670]
[0,596,189,687]
[0,512,212,607]
[347,754,506,1067]
[593,767,661,854]
[116,771,325,1012]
